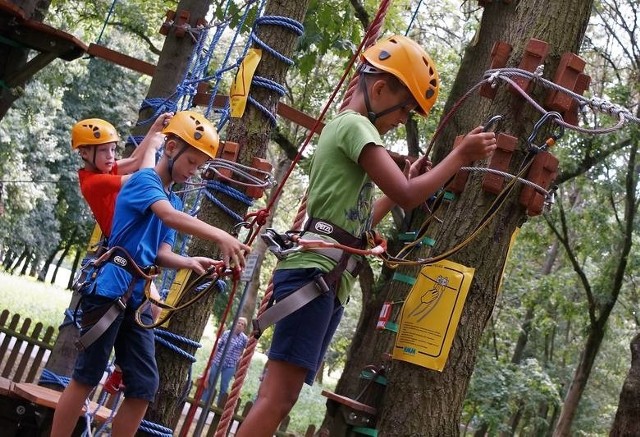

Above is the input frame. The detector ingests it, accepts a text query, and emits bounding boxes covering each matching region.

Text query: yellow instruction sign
[229,48,262,118]
[393,259,475,371]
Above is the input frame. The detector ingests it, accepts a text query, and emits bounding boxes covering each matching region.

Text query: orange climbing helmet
[71,118,120,149]
[360,34,439,116]
[162,110,219,159]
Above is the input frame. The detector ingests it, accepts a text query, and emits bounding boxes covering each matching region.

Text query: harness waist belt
[74,246,157,351]
[253,246,362,338]
[304,218,365,249]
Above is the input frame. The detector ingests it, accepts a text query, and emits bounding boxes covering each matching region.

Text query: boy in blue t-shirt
[51,111,250,437]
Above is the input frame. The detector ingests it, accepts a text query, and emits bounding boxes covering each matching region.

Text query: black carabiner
[482,114,504,132]
[527,111,564,150]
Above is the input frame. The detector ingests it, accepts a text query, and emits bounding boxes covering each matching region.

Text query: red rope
[178,274,240,437]
[340,0,393,109]
[214,2,394,434]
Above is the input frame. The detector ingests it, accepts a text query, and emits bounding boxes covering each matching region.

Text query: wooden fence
[0,309,316,436]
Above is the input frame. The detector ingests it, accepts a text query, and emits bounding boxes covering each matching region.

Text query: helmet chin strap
[167,142,189,180]
[360,73,413,124]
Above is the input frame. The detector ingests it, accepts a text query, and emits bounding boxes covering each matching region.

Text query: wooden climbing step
[321,389,377,416]
[11,382,114,423]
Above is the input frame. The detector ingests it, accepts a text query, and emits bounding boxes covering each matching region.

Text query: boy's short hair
[360,69,406,94]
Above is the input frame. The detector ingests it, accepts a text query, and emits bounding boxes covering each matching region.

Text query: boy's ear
[78,147,89,159]
[164,138,177,155]
[370,78,387,98]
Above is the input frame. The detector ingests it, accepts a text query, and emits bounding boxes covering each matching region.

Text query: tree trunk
[610,332,640,436]
[240,153,292,321]
[18,249,31,275]
[9,247,27,274]
[553,141,639,435]
[129,0,214,145]
[0,0,52,119]
[369,1,594,435]
[50,241,71,285]
[38,242,60,282]
[66,247,82,290]
[144,0,311,431]
[552,321,606,436]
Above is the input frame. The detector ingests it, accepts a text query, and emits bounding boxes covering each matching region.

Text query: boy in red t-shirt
[73,114,172,237]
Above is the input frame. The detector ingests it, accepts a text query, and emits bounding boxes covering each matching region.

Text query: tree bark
[610,333,640,437]
[365,1,595,435]
[144,0,312,431]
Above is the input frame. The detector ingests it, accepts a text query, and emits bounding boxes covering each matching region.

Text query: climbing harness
[252,221,386,337]
[73,246,159,351]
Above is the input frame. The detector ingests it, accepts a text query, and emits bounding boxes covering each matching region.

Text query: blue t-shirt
[94,168,182,308]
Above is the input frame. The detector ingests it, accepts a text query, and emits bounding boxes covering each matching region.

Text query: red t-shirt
[78,163,121,237]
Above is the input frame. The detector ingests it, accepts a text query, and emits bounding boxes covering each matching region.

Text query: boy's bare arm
[156,243,218,274]
[151,199,250,268]
[371,157,432,226]
[117,113,173,175]
[360,127,496,210]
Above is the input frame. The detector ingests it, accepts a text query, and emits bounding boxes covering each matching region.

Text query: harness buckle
[313,274,331,294]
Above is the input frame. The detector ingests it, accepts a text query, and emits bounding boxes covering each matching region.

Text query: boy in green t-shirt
[237,35,498,436]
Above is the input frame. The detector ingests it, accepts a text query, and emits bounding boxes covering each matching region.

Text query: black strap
[304,218,365,249]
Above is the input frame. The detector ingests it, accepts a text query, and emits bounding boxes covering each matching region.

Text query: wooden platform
[10,382,113,423]
[0,376,13,396]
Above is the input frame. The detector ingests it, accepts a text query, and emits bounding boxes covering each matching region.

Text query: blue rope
[206,180,254,205]
[203,189,244,222]
[39,368,71,387]
[138,419,173,437]
[405,0,424,36]
[95,0,118,46]
[154,329,201,362]
[252,76,286,96]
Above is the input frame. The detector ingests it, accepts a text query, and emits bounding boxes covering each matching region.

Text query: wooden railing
[0,309,316,436]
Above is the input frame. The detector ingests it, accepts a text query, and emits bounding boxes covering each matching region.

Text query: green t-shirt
[277,110,383,304]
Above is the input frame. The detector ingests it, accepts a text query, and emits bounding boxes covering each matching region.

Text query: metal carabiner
[261,228,300,260]
[482,114,504,132]
[526,111,565,151]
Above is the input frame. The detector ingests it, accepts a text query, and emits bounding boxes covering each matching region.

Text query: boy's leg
[111,397,150,436]
[50,379,94,437]
[235,359,307,437]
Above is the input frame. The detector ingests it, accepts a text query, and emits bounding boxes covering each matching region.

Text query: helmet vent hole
[92,127,100,138]
[378,50,391,60]
[430,79,437,87]
[426,89,435,99]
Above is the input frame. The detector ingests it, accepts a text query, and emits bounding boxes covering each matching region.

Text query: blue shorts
[73,294,159,402]
[268,268,344,385]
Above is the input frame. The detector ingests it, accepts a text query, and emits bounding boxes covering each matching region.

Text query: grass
[0,270,334,435]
